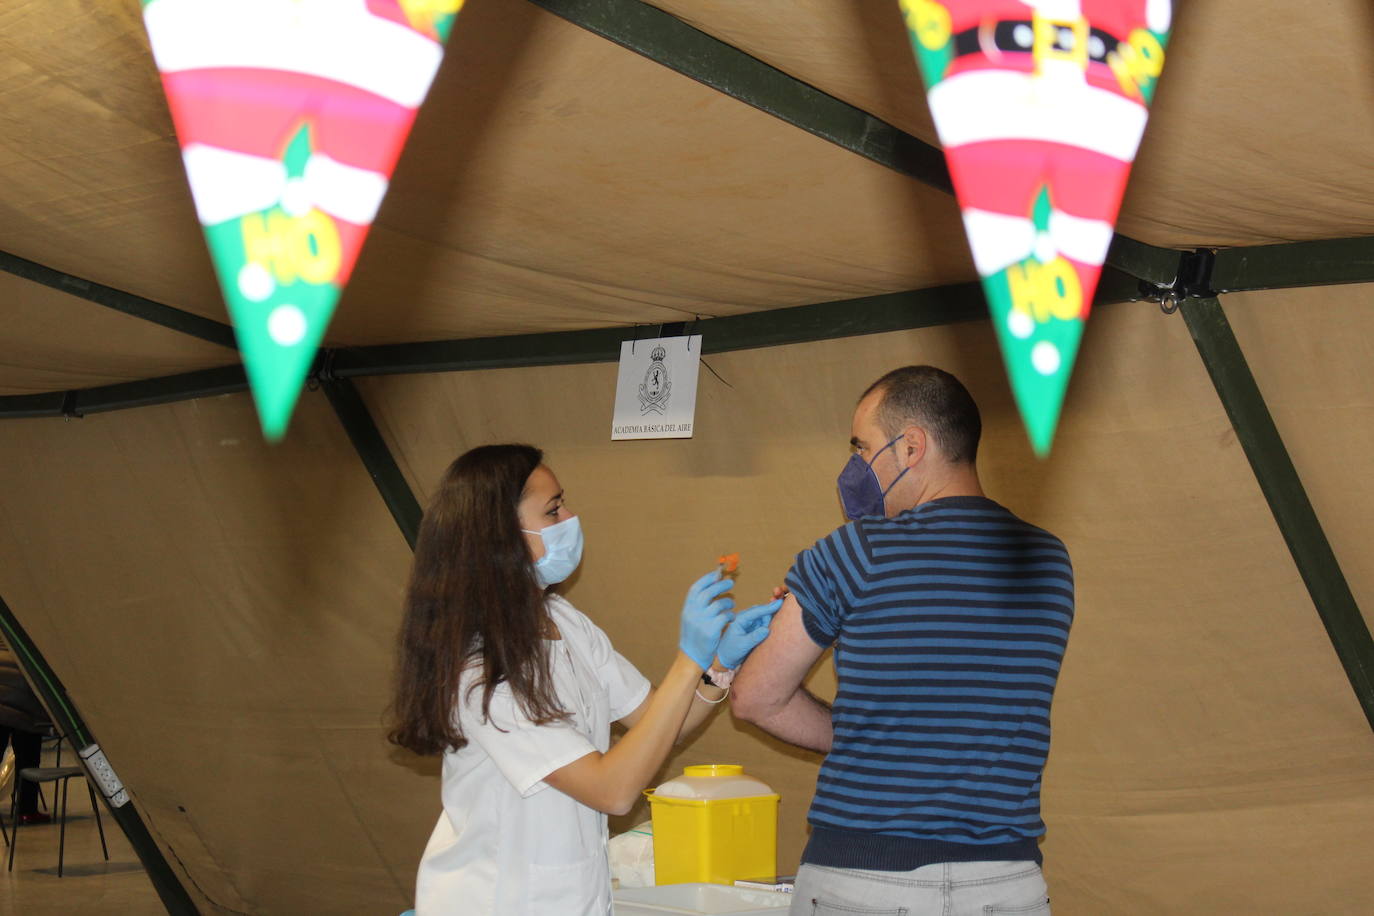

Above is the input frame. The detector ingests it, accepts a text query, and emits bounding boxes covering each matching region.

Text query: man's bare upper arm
[733,594,826,716]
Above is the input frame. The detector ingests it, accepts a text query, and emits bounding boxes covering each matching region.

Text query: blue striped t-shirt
[786,495,1073,870]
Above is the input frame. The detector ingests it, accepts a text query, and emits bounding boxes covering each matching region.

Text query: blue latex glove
[716,598,784,669]
[679,570,736,670]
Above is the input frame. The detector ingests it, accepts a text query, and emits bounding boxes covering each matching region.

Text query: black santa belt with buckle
[952,19,1120,65]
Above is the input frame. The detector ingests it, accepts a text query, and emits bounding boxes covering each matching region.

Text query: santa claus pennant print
[142,0,464,439]
[900,0,1171,455]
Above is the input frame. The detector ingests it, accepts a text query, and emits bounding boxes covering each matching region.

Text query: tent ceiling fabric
[0,2,228,327]
[7,0,1374,386]
[1,0,974,357]
[645,0,1374,249]
[332,0,976,344]
[0,270,235,396]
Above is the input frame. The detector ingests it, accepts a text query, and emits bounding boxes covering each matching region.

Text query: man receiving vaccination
[733,366,1074,916]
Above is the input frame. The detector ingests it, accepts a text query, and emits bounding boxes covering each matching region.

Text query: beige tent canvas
[2,1,1372,913]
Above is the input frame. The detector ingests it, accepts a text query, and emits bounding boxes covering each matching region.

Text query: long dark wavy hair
[388,444,569,756]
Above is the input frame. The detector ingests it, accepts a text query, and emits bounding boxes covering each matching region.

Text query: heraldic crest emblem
[638,344,672,415]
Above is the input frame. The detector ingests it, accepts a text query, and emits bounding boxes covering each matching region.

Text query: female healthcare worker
[389,444,781,915]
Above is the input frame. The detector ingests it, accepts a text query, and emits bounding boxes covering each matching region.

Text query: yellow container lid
[683,765,743,778]
[647,764,777,803]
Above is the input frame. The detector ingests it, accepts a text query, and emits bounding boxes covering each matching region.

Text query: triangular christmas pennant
[142,0,465,439]
[900,0,1171,454]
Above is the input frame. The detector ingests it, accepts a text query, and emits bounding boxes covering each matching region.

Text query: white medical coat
[415,594,651,915]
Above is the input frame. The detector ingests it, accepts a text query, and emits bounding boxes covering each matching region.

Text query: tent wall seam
[0,594,201,914]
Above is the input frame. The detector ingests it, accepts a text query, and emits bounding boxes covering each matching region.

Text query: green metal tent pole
[320,377,422,550]
[1211,235,1374,293]
[0,366,247,420]
[332,280,990,377]
[1106,234,1181,287]
[524,0,952,193]
[0,249,237,351]
[1178,296,1374,732]
[0,271,1144,420]
[0,594,200,914]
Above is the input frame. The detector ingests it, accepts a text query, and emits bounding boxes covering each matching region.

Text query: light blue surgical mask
[522,515,583,587]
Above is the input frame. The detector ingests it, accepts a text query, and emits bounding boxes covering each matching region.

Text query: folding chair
[7,765,108,877]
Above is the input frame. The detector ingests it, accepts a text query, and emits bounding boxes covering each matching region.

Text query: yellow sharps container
[645,764,779,886]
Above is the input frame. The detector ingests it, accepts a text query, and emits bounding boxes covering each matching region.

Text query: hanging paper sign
[611,336,703,440]
[900,0,1171,454]
[141,0,465,439]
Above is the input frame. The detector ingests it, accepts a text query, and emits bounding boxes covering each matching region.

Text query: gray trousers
[790,860,1049,916]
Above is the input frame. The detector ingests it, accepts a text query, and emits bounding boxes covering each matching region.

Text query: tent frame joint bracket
[59,390,83,420]
[1140,248,1217,314]
[308,349,339,390]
